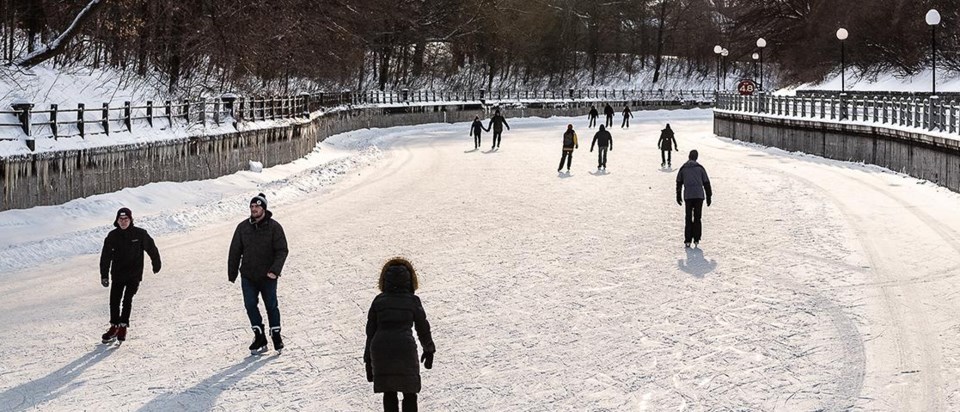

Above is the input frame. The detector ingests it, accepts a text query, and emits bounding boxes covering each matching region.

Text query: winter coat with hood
[658,126,677,151]
[470,119,486,136]
[99,210,161,283]
[588,106,599,118]
[227,210,289,283]
[364,264,435,394]
[591,125,613,149]
[487,113,509,132]
[604,104,615,116]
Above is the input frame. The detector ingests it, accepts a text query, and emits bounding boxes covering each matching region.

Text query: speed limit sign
[738,79,757,95]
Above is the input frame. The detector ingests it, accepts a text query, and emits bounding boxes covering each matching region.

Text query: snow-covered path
[2,109,960,411]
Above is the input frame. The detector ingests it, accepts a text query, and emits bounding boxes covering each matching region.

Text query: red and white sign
[738,79,757,96]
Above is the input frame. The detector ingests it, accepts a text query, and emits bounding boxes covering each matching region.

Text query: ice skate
[249,325,268,355]
[101,324,119,344]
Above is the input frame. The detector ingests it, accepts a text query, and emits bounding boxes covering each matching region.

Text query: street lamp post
[756,38,766,91]
[714,45,723,91]
[752,53,759,80]
[721,48,729,90]
[836,28,849,119]
[927,9,941,95]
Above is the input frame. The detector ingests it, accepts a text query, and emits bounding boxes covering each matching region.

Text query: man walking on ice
[676,150,712,248]
[100,207,161,344]
[228,193,289,354]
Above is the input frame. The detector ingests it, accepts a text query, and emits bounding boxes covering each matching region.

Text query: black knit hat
[114,207,133,228]
[250,193,267,209]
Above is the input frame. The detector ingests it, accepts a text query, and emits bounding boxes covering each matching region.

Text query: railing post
[929,96,939,131]
[124,101,132,131]
[184,100,191,123]
[77,103,85,138]
[146,101,154,127]
[102,102,110,135]
[50,104,58,138]
[165,101,172,125]
[950,100,957,134]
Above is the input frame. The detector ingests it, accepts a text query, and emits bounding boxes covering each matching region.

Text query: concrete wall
[713,111,960,192]
[1,103,707,210]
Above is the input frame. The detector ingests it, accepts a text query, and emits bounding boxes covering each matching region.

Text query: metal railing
[715,92,960,135]
[1,88,714,150]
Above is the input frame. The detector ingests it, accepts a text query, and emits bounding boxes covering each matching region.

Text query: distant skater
[365,258,435,412]
[603,103,615,128]
[658,124,678,168]
[590,124,613,170]
[470,116,488,150]
[558,124,579,173]
[487,109,510,150]
[621,105,633,128]
[588,105,599,128]
[676,150,712,247]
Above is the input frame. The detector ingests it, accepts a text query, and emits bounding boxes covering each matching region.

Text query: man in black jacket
[228,193,289,354]
[588,105,599,128]
[676,150,712,247]
[590,124,613,170]
[99,207,161,344]
[603,103,615,128]
[486,109,510,150]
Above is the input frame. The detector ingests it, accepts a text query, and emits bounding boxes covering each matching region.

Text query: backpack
[563,131,575,147]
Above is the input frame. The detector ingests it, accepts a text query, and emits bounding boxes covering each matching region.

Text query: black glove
[677,196,683,206]
[706,197,712,207]
[421,351,434,369]
[365,362,373,382]
[101,278,109,288]
[609,148,612,151]
[153,264,161,274]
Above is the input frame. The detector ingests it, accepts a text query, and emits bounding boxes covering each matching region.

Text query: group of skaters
[99,194,434,411]
[588,102,633,129]
[95,108,711,412]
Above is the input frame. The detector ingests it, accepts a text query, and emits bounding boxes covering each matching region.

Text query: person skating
[621,105,633,128]
[658,123,678,168]
[603,103,615,128]
[486,109,510,150]
[590,124,613,170]
[364,258,435,412]
[469,116,488,150]
[558,124,579,173]
[676,150,712,248]
[99,207,161,344]
[228,193,289,355]
[588,105,599,128]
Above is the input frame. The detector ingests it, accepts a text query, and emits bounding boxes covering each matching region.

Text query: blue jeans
[241,277,280,328]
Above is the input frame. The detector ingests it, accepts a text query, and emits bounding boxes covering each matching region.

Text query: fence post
[124,101,132,131]
[102,102,110,135]
[77,103,85,138]
[50,104,58,138]
[929,96,939,131]
[146,101,153,127]
[950,100,957,134]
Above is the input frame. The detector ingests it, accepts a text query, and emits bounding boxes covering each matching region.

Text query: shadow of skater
[136,355,276,412]
[678,247,718,278]
[588,170,610,176]
[0,345,117,411]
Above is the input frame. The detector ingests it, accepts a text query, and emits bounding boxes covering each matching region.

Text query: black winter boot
[270,327,284,353]
[249,325,268,355]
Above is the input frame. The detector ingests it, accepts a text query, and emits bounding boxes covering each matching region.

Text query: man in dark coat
[658,123,678,168]
[588,105,599,128]
[558,124,579,173]
[486,109,510,150]
[228,193,289,354]
[676,150,713,247]
[603,103,615,127]
[99,207,161,344]
[365,258,435,412]
[590,124,613,170]
[621,105,633,128]
[469,115,488,150]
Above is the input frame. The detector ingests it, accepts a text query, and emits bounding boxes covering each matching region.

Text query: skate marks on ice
[765,166,956,411]
[0,345,115,412]
[135,356,276,412]
[677,247,717,278]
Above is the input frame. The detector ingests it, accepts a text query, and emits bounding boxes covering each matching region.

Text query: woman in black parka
[364,257,436,412]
